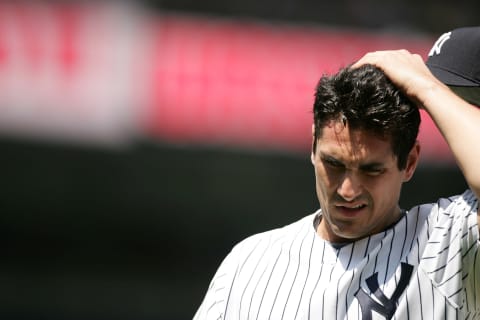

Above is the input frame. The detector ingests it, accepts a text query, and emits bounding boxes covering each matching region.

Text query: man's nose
[337,172,363,201]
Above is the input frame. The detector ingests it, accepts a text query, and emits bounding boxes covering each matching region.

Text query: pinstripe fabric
[194,189,480,320]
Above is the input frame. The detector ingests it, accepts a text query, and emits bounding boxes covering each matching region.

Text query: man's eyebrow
[320,152,386,170]
[359,162,385,171]
[320,154,344,165]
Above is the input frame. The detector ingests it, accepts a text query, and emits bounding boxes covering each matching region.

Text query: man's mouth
[336,204,367,216]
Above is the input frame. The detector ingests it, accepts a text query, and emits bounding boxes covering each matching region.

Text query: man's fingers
[352,49,413,69]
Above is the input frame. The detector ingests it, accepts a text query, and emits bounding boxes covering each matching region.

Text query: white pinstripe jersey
[194,189,480,320]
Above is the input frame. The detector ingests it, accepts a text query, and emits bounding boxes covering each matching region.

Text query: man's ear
[404,141,421,182]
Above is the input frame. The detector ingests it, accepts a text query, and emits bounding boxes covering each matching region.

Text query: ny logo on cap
[428,31,451,56]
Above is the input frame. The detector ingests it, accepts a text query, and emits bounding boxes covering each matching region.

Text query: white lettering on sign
[0,2,141,146]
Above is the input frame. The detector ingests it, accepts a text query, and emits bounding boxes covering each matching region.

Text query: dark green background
[0,137,466,319]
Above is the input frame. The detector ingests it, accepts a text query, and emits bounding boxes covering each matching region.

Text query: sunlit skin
[311,120,420,244]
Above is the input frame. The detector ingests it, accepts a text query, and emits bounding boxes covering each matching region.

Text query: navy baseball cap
[426,27,480,105]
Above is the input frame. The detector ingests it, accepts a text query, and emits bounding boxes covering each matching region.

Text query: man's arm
[354,50,480,225]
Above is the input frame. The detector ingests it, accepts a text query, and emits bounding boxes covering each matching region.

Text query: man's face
[311,120,419,243]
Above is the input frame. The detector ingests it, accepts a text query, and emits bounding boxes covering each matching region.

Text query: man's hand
[352,49,447,108]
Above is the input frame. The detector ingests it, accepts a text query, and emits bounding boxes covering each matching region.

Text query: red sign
[0,3,453,162]
[144,15,451,162]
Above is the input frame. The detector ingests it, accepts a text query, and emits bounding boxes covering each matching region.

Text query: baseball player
[193,31,480,319]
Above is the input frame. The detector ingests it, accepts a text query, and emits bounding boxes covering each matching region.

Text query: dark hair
[312,64,421,170]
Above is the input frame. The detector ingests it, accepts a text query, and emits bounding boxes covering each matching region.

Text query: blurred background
[0,0,476,319]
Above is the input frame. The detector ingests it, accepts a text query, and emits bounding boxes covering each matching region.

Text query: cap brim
[427,64,480,87]
[449,86,480,107]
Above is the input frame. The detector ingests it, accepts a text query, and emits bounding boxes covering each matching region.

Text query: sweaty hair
[312,64,421,170]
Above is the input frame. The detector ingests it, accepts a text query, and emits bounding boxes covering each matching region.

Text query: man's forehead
[317,123,396,163]
[319,120,390,143]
